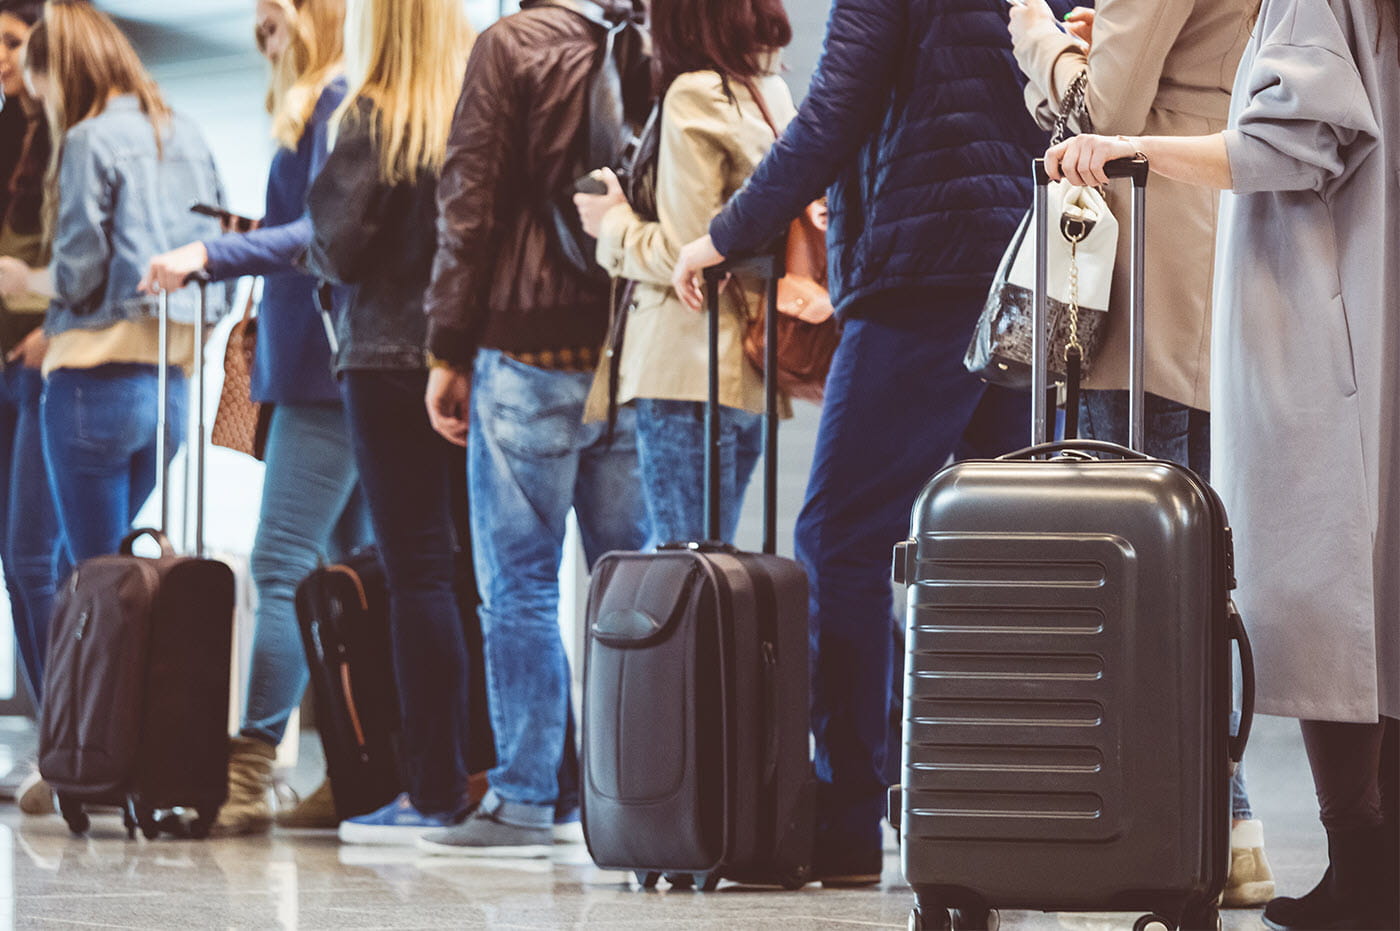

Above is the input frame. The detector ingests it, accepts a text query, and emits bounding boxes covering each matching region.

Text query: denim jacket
[46,96,231,337]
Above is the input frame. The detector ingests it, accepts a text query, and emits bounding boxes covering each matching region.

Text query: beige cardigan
[583,68,796,423]
[1014,0,1252,410]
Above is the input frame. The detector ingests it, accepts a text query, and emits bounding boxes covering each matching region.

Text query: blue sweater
[710,0,1073,318]
[204,79,346,404]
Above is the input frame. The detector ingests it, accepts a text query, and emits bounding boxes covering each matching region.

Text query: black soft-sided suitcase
[582,254,815,891]
[295,547,404,821]
[892,159,1255,931]
[40,280,236,840]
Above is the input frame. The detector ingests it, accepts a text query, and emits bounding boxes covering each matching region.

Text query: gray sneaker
[416,807,552,858]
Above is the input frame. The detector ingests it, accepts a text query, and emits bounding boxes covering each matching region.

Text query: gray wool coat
[1213,0,1398,722]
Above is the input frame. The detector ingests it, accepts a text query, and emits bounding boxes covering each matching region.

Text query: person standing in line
[573,0,796,546]
[142,0,372,836]
[1045,0,1397,926]
[418,0,651,859]
[671,0,1071,884]
[1006,0,1273,908]
[0,0,64,814]
[26,2,227,585]
[304,0,482,846]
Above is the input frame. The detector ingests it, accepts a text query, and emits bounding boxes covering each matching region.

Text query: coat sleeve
[204,83,347,281]
[1223,42,1379,194]
[1015,0,1194,135]
[304,102,386,286]
[49,127,115,320]
[597,77,744,288]
[708,0,907,258]
[423,27,519,369]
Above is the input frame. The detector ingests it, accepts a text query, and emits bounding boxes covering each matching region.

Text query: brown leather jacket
[425,0,646,368]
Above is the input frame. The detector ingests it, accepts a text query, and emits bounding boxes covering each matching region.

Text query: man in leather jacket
[419,0,651,857]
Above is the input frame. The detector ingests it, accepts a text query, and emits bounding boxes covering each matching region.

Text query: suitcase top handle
[120,528,176,559]
[999,439,1152,462]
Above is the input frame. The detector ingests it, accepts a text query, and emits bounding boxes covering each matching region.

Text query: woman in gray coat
[1045,1,1397,928]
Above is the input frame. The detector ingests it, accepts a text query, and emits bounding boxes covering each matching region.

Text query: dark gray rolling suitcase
[41,279,236,839]
[892,159,1255,931]
[581,254,815,891]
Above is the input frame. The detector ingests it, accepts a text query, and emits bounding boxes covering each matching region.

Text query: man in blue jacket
[674,0,1070,884]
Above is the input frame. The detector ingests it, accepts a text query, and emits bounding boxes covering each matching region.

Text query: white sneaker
[552,818,584,845]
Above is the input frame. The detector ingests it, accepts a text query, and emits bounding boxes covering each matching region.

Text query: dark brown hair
[649,0,792,94]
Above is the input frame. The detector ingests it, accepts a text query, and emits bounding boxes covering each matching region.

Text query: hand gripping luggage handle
[1031,156,1148,452]
[1228,600,1256,765]
[703,249,785,554]
[156,270,211,556]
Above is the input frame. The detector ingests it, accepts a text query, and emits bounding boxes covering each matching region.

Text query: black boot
[1262,825,1394,930]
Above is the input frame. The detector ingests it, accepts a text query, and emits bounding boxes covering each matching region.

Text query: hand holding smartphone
[190,203,259,234]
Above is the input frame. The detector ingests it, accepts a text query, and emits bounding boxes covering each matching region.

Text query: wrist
[1117,135,1148,160]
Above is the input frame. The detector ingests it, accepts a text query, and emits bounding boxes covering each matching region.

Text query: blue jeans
[42,364,187,564]
[469,350,649,827]
[1078,388,1254,821]
[797,304,1031,855]
[240,402,372,746]
[0,364,65,707]
[633,398,762,545]
[341,369,476,815]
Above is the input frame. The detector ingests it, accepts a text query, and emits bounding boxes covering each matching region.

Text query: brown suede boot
[211,737,276,837]
[275,778,338,830]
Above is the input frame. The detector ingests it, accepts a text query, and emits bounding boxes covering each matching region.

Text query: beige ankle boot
[212,736,276,837]
[275,777,338,830]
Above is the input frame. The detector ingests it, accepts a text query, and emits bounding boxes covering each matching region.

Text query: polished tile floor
[0,714,1326,930]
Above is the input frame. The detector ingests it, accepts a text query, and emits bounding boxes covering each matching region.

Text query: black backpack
[540,0,651,279]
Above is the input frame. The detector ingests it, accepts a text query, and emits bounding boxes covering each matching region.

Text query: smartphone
[190,202,257,231]
[574,172,609,196]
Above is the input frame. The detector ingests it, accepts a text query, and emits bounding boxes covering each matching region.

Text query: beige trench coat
[583,68,796,422]
[1014,0,1252,410]
[1214,0,1398,722]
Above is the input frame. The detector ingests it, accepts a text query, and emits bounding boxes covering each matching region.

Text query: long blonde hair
[336,0,472,185]
[262,0,345,150]
[26,1,168,235]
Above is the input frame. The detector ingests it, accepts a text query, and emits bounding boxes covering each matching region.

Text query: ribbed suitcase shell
[896,456,1235,925]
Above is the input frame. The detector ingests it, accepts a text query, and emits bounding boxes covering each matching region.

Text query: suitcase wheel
[188,809,217,841]
[1133,916,1174,931]
[779,865,811,891]
[1175,903,1221,931]
[692,872,720,892]
[634,871,661,889]
[58,796,89,836]
[950,907,998,931]
[663,873,694,891]
[909,905,952,931]
[136,805,160,841]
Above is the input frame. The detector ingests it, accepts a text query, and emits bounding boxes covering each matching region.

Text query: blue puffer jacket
[710,0,1074,317]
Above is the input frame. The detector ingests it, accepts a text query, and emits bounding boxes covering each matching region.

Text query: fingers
[137,264,159,295]
[1065,6,1093,21]
[600,167,622,197]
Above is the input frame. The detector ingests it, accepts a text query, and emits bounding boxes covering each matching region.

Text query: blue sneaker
[337,794,457,846]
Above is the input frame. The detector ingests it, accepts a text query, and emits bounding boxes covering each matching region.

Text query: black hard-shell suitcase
[892,159,1256,931]
[295,547,404,821]
[582,254,815,891]
[40,279,236,839]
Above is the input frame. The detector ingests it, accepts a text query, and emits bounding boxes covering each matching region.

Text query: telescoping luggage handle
[154,271,211,558]
[1031,156,1148,451]
[703,249,786,554]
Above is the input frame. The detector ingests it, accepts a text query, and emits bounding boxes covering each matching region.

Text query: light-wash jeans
[240,402,371,746]
[468,350,649,828]
[632,398,762,546]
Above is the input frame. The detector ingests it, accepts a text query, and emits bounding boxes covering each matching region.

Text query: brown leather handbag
[743,200,841,403]
[211,288,272,460]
